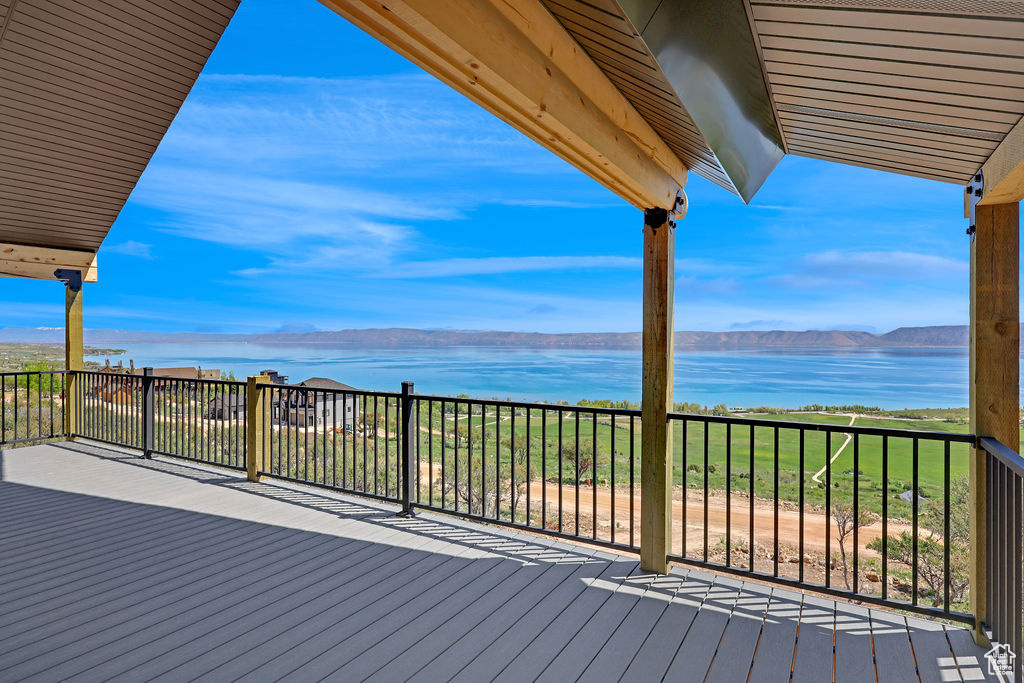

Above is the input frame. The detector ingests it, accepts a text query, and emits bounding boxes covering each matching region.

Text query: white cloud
[104,241,153,259]
[765,250,968,290]
[371,255,641,279]
[801,250,967,276]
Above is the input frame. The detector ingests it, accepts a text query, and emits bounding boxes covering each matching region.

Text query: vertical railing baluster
[798,428,805,583]
[852,433,860,594]
[726,422,732,567]
[704,420,710,563]
[574,410,580,537]
[630,414,635,548]
[882,435,888,600]
[558,409,563,533]
[682,418,687,558]
[749,425,754,572]
[610,414,615,545]
[825,431,831,589]
[526,408,532,527]
[912,438,919,605]
[591,412,597,539]
[773,426,779,578]
[943,440,950,613]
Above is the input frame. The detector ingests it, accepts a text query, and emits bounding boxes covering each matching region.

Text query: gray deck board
[404,548,601,682]
[746,587,801,681]
[833,601,875,682]
[578,571,690,682]
[907,615,961,683]
[0,443,994,683]
[791,593,836,683]
[946,624,1001,682]
[619,569,717,680]
[703,581,772,682]
[490,559,643,681]
[662,576,744,680]
[871,608,920,683]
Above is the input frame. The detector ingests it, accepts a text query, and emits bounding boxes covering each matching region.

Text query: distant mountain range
[0,325,980,348]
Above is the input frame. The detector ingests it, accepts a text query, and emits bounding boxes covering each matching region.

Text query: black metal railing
[151,375,247,469]
[0,371,65,446]
[409,391,641,551]
[74,370,144,449]
[980,436,1023,680]
[30,368,1023,636]
[73,370,248,468]
[666,412,976,622]
[261,384,403,501]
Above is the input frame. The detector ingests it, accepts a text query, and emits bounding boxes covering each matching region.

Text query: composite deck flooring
[0,442,998,682]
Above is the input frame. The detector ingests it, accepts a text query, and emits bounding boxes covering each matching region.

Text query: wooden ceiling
[0,0,238,257]
[577,0,1024,199]
[749,0,1024,185]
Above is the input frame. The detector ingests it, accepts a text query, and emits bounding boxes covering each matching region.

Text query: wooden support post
[246,375,271,482]
[969,201,1019,644]
[64,278,83,438]
[640,206,675,574]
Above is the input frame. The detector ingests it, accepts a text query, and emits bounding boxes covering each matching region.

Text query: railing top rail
[410,393,643,417]
[668,410,977,443]
[72,370,246,387]
[978,436,1024,478]
[0,370,66,377]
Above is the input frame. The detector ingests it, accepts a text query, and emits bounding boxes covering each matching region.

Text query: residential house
[206,392,245,421]
[286,377,360,430]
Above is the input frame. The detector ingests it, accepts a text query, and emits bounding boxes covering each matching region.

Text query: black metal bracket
[644,191,686,230]
[644,207,670,229]
[966,172,983,239]
[54,268,82,292]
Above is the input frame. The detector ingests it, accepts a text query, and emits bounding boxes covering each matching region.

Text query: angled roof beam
[0,243,97,283]
[979,115,1024,206]
[320,0,687,209]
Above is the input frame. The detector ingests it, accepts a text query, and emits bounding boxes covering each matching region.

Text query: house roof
[326,0,1024,205]
[126,367,219,379]
[298,377,359,392]
[0,0,237,278]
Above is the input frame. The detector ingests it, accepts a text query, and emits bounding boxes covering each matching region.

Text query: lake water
[85,343,982,409]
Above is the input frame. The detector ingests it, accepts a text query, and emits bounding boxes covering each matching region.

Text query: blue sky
[2,0,971,335]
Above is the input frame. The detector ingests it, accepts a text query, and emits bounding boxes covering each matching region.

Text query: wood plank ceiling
[541,0,1024,196]
[0,0,239,253]
[748,0,1024,185]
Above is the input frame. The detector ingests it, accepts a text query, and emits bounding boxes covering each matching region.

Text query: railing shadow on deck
[0,442,989,683]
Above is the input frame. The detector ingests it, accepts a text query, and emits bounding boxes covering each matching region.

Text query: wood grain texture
[640,210,674,573]
[969,201,1019,641]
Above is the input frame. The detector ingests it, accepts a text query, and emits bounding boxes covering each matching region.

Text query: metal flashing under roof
[542,0,1024,200]
[0,0,239,256]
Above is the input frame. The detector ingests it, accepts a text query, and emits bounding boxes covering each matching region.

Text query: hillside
[0,324,991,349]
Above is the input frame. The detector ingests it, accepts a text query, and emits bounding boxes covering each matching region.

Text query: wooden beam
[319,0,687,209]
[969,201,1019,643]
[640,206,675,574]
[0,243,97,282]
[64,280,83,438]
[979,115,1024,206]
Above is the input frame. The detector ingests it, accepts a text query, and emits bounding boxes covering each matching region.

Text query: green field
[403,402,1003,521]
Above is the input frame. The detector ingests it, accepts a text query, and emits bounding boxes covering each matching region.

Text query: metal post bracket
[54,268,83,292]
[966,172,984,238]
